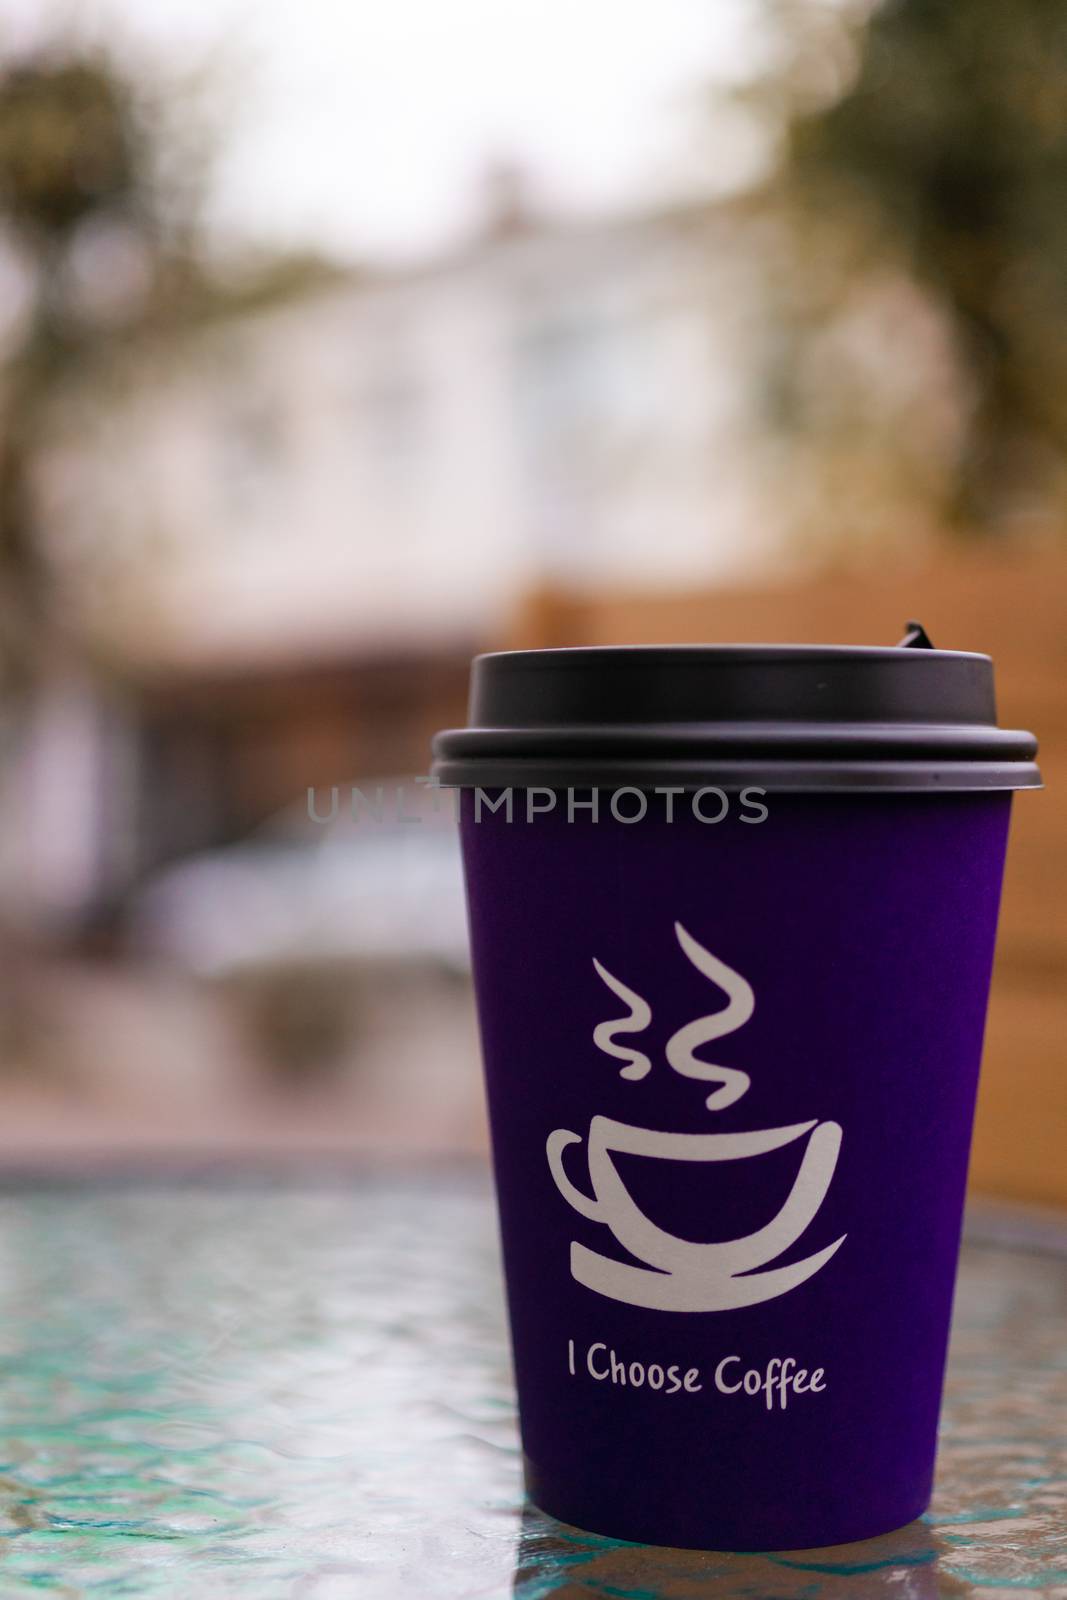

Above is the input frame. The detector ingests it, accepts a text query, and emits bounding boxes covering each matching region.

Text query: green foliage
[0,47,335,693]
[0,58,142,238]
[774,0,1067,530]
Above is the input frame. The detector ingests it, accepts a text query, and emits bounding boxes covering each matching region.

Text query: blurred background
[0,0,1063,1202]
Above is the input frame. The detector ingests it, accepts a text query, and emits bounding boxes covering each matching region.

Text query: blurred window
[217,400,286,516]
[363,376,422,464]
[515,316,611,447]
[356,358,426,487]
[514,311,655,460]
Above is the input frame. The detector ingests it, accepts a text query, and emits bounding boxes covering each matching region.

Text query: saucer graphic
[546,923,845,1312]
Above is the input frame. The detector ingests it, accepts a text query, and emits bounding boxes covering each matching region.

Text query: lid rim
[430,756,1043,793]
[435,723,1038,757]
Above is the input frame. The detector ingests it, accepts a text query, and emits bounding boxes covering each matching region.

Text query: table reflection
[513,1508,946,1599]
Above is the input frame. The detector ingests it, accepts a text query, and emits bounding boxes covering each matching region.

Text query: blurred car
[126,780,471,1078]
[129,779,469,982]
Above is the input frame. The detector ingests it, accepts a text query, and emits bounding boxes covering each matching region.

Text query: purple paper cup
[432,638,1040,1551]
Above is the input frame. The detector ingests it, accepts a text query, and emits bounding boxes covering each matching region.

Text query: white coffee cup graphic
[546,924,845,1312]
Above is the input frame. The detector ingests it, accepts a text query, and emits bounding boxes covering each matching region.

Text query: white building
[38,196,777,671]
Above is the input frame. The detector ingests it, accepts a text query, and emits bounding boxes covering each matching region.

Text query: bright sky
[1,0,766,261]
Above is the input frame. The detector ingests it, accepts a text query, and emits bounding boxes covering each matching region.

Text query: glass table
[0,1173,1062,1597]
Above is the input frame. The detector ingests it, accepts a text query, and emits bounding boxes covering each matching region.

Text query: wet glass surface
[0,1174,1062,1597]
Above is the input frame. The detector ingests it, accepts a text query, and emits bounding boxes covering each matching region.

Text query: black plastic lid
[431,629,1040,793]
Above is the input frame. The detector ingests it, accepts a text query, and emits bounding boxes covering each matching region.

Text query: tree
[0,47,337,697]
[0,52,187,693]
[762,0,1067,532]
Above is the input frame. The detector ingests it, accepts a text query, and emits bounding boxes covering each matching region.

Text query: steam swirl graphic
[592,960,652,1080]
[666,922,753,1110]
[592,925,754,1107]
